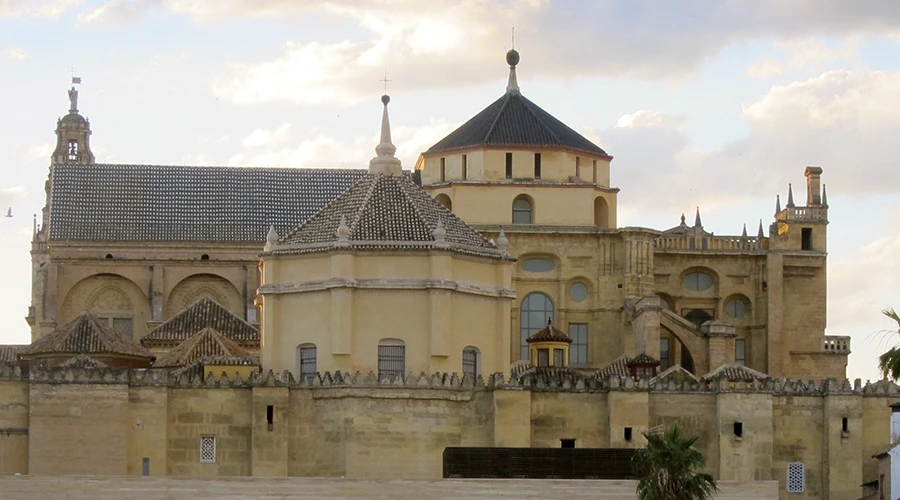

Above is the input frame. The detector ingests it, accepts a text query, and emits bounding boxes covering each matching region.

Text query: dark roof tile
[142,298,259,347]
[19,313,152,359]
[153,327,253,368]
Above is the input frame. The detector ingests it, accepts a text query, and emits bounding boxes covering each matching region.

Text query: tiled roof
[175,356,260,379]
[272,173,506,259]
[526,321,572,343]
[425,92,607,157]
[48,164,367,242]
[594,355,631,378]
[627,353,660,366]
[701,363,770,382]
[19,313,153,359]
[516,365,587,386]
[58,354,109,369]
[651,365,701,385]
[142,298,259,347]
[0,345,24,362]
[153,327,253,368]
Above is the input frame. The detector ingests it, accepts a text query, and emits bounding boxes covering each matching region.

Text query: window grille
[299,346,317,377]
[199,436,216,463]
[787,462,804,493]
[568,323,588,365]
[462,348,479,379]
[512,198,532,224]
[378,344,405,380]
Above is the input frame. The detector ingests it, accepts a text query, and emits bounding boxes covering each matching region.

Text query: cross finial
[379,68,392,95]
[511,27,515,50]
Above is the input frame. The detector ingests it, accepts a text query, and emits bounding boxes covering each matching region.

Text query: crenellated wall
[0,363,895,500]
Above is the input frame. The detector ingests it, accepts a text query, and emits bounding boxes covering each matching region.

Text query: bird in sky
[4,207,12,218]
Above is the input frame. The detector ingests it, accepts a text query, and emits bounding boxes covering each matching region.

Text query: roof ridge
[482,94,513,145]
[350,175,380,234]
[518,95,562,144]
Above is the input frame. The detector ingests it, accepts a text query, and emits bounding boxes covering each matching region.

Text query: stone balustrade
[655,235,767,252]
[823,335,851,353]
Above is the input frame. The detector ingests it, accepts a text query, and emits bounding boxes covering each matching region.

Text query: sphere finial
[506,49,520,67]
[381,94,390,105]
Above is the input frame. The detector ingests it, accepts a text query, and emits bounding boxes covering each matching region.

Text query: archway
[593,197,609,228]
[434,193,452,211]
[166,274,243,320]
[60,273,150,341]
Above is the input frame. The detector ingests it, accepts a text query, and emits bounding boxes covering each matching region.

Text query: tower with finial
[51,78,94,165]
[369,95,402,176]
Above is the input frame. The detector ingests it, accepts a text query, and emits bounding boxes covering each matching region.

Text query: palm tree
[632,424,718,500]
[878,308,900,380]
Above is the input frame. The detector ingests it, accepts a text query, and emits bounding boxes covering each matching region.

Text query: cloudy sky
[1,0,899,381]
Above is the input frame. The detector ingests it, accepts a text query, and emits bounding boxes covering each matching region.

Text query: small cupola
[626,352,660,380]
[526,318,572,368]
[51,83,95,165]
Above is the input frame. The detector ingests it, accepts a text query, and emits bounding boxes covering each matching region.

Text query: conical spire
[741,223,748,238]
[786,183,795,208]
[369,95,402,176]
[822,184,828,206]
[506,49,520,94]
[775,194,782,214]
[757,219,765,239]
[694,207,702,228]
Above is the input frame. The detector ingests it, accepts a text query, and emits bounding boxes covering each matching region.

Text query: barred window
[462,347,480,379]
[568,323,588,365]
[199,436,216,463]
[378,339,406,381]
[787,462,805,493]
[297,344,317,379]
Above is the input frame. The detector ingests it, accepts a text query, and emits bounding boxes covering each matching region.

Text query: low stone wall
[0,476,778,499]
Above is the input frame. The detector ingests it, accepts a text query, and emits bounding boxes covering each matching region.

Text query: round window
[726,299,747,319]
[683,272,713,291]
[569,282,588,302]
[520,258,555,272]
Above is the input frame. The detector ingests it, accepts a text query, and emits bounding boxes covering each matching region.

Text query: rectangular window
[553,348,564,366]
[300,346,317,378]
[735,339,746,365]
[568,323,588,365]
[787,462,805,493]
[462,348,478,379]
[378,344,406,380]
[592,160,597,183]
[801,227,813,250]
[537,348,549,367]
[842,417,849,433]
[624,427,633,441]
[733,422,743,438]
[575,156,581,178]
[266,405,274,430]
[461,154,467,180]
[659,338,670,371]
[440,157,446,182]
[534,153,541,179]
[505,152,513,179]
[199,436,216,463]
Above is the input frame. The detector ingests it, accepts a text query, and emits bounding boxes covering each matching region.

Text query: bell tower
[51,85,94,165]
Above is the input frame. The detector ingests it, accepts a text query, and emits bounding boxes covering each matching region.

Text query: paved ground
[0,476,778,499]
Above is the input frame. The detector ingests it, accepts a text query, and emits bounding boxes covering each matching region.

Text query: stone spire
[786,183,795,208]
[757,219,765,238]
[741,223,748,238]
[506,49,520,94]
[822,184,828,206]
[775,194,782,214]
[694,207,702,228]
[369,95,402,176]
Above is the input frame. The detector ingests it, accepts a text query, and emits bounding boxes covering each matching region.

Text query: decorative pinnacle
[757,219,765,238]
[775,194,782,214]
[433,217,446,243]
[368,94,402,176]
[506,49,520,94]
[786,183,795,208]
[336,215,350,241]
[694,207,702,228]
[264,225,279,252]
[741,223,748,238]
[496,228,509,252]
[680,213,686,226]
[822,184,828,206]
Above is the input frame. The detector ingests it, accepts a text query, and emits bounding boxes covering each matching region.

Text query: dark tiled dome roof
[142,298,259,347]
[272,173,507,259]
[19,313,152,360]
[526,320,572,343]
[425,92,607,157]
[627,353,660,366]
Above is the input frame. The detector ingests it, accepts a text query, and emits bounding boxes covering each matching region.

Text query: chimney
[805,166,823,206]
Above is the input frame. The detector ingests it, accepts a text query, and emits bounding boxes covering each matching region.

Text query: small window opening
[440,157,446,182]
[575,156,581,178]
[505,152,513,179]
[733,422,743,438]
[266,405,274,431]
[560,438,575,449]
[624,427,633,441]
[461,154,467,180]
[592,160,597,183]
[201,254,210,260]
[142,457,150,476]
[842,417,848,433]
[801,227,813,250]
[105,254,113,259]
[68,140,78,160]
[534,153,541,179]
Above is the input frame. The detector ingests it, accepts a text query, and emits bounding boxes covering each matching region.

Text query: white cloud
[76,0,161,25]
[2,47,28,60]
[777,37,857,72]
[241,123,293,148]
[0,0,84,18]
[616,110,686,130]
[745,58,783,79]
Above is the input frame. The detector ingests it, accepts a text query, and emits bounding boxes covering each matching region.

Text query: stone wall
[0,364,897,500]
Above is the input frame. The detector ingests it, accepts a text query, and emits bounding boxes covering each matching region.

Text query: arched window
[296,343,317,381]
[683,271,714,292]
[435,193,452,211]
[594,197,609,228]
[725,295,750,319]
[512,196,533,224]
[462,346,480,379]
[378,338,406,381]
[519,292,554,360]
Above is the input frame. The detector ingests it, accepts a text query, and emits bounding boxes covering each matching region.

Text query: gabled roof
[141,298,259,347]
[424,92,607,157]
[628,353,660,366]
[701,363,770,382]
[153,327,254,368]
[48,164,367,242]
[651,365,702,385]
[0,345,24,362]
[594,355,631,378]
[19,313,152,359]
[58,354,109,369]
[271,173,506,259]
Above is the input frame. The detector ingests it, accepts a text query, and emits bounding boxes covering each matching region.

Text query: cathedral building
[0,50,887,499]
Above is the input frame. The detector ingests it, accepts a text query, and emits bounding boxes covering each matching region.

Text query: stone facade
[0,364,893,500]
